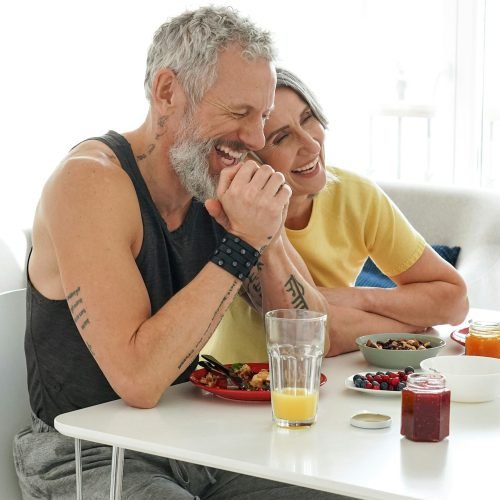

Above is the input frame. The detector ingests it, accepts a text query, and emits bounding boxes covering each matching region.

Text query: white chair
[379,180,500,309]
[0,227,31,294]
[0,288,30,499]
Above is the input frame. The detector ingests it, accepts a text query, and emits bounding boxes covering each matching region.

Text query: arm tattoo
[247,267,262,297]
[258,235,273,254]
[243,260,263,305]
[66,287,91,331]
[284,274,309,309]
[176,280,239,370]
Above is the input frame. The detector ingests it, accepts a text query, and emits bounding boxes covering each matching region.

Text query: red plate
[450,327,469,346]
[189,362,327,402]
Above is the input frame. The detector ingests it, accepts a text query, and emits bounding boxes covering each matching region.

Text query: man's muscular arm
[34,158,288,409]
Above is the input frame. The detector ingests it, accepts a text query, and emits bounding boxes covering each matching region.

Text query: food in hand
[365,338,432,350]
[199,363,270,391]
[353,366,415,391]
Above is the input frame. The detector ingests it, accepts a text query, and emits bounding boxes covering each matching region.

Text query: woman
[204,68,468,362]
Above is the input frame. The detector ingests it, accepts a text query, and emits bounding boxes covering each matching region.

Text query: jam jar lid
[350,411,392,429]
[469,320,500,336]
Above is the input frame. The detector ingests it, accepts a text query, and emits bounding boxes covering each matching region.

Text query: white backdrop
[1,0,496,229]
[2,0,346,228]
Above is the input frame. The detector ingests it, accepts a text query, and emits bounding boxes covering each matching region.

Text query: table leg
[74,439,82,500]
[109,446,124,500]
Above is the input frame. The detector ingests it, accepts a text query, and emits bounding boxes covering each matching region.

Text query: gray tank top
[25,130,223,426]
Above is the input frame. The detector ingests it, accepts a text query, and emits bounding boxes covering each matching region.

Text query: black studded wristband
[211,232,261,281]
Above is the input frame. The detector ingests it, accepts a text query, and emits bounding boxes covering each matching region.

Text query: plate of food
[344,368,416,397]
[450,326,468,346]
[190,362,327,402]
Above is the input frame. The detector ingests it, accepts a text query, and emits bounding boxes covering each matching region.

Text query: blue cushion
[355,245,461,288]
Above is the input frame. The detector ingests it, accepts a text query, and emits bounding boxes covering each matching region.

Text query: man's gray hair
[276,68,328,128]
[144,6,277,104]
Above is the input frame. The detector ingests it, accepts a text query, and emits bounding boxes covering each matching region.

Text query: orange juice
[271,388,318,421]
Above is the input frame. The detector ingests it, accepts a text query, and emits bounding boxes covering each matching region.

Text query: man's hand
[205,160,290,250]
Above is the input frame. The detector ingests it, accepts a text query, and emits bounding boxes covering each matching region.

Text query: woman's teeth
[292,159,317,174]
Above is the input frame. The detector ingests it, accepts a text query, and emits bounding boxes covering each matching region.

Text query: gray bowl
[355,333,446,369]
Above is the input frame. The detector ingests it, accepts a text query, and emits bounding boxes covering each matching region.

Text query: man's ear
[151,68,185,112]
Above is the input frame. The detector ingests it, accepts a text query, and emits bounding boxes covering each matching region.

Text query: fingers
[214,159,290,249]
[220,159,289,197]
[216,163,243,196]
[276,182,292,202]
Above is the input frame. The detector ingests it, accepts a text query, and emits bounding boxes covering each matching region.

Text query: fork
[200,354,249,390]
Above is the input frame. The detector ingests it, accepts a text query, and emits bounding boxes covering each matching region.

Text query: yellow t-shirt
[202,167,426,364]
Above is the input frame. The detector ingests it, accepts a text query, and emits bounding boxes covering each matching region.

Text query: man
[14,6,343,499]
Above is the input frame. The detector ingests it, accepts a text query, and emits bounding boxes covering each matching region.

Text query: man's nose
[238,117,266,152]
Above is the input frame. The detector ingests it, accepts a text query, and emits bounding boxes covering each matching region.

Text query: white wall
[1,0,497,230]
[5,0,351,228]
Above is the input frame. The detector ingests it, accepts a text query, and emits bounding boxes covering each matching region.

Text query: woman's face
[258,87,326,199]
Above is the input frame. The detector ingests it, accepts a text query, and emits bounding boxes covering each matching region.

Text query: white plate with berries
[345,367,416,397]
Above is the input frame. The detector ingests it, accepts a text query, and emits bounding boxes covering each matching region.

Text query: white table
[55,318,500,500]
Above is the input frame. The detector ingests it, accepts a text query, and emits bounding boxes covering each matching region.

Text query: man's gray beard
[170,126,218,203]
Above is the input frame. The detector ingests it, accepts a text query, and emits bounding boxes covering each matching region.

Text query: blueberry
[404,366,415,374]
[396,382,406,391]
[380,381,389,390]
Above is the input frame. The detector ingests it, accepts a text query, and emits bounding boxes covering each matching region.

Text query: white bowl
[420,355,500,403]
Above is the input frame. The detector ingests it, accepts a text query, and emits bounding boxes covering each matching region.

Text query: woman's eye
[274,133,288,145]
[301,112,313,123]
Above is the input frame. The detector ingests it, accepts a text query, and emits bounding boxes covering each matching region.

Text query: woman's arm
[321,245,468,356]
[323,305,428,356]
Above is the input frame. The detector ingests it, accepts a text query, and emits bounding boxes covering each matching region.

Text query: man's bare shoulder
[31,139,142,298]
[61,138,123,175]
[42,139,134,204]
[36,138,142,244]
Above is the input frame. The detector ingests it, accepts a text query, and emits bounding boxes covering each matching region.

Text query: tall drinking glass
[265,309,326,428]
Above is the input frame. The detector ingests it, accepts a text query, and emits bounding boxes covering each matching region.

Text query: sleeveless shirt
[25,130,223,426]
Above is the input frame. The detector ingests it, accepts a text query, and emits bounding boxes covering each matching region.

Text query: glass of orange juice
[265,309,326,428]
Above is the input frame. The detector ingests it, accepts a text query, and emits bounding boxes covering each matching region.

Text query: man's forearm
[244,237,327,314]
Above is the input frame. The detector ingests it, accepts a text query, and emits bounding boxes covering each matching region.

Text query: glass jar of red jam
[401,373,450,442]
[465,320,500,358]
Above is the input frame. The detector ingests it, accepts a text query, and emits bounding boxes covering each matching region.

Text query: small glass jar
[401,373,450,442]
[465,320,500,358]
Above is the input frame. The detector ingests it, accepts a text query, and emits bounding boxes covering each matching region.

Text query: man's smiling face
[170,44,276,201]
